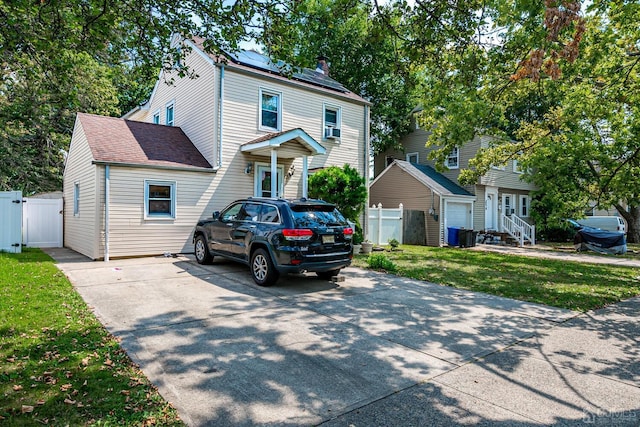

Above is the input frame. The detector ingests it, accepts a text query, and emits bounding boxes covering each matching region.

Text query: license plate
[321,235,335,244]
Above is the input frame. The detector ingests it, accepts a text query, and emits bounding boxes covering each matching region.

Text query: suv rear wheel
[251,248,279,286]
[194,235,213,264]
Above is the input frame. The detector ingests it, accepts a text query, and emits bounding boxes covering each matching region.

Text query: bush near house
[308,164,367,227]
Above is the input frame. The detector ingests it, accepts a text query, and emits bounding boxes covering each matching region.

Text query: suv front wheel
[251,248,279,286]
[194,235,213,264]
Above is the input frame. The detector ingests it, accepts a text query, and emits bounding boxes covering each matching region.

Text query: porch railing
[500,214,536,246]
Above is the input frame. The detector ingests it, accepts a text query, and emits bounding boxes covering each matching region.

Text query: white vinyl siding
[99,167,218,258]
[145,49,217,166]
[63,119,100,259]
[221,70,366,208]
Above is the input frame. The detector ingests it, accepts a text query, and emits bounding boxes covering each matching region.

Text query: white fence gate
[23,197,63,248]
[368,203,403,245]
[0,191,23,253]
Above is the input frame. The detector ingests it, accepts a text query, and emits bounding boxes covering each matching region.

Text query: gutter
[92,161,217,173]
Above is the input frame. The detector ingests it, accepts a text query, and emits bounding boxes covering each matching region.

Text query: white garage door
[446,201,472,228]
[444,201,472,245]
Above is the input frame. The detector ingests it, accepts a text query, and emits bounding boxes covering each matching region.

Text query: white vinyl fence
[367,203,403,245]
[0,191,23,253]
[23,197,63,248]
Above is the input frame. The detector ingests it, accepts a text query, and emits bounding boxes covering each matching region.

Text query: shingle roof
[77,113,212,169]
[393,160,475,197]
[188,37,370,105]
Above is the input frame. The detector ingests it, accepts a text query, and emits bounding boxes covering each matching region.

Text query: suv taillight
[283,229,313,241]
[343,227,354,239]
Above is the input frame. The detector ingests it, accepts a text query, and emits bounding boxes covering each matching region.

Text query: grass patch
[0,248,184,426]
[353,245,640,312]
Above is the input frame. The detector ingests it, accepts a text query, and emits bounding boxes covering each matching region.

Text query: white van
[576,216,627,233]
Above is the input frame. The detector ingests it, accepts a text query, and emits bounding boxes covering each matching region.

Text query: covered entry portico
[241,128,326,198]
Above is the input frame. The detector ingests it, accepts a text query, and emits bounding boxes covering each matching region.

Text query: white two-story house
[63,36,370,260]
[371,112,536,246]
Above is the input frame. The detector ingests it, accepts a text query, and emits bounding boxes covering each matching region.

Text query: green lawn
[0,249,184,426]
[353,245,640,312]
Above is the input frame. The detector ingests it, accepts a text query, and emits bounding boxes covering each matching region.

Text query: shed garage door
[446,201,472,228]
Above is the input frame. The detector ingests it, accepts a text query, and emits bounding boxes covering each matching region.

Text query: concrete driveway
[46,248,640,426]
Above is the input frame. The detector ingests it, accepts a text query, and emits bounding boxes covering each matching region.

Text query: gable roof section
[241,128,326,158]
[188,37,370,105]
[375,160,474,198]
[77,113,212,170]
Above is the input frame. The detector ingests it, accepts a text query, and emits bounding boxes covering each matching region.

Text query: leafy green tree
[308,164,367,225]
[263,0,419,154]
[0,0,294,193]
[408,1,640,242]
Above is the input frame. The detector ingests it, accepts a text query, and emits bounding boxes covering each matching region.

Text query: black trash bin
[458,229,470,248]
[471,231,478,247]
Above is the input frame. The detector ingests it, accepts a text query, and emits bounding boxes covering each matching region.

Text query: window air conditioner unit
[325,127,341,139]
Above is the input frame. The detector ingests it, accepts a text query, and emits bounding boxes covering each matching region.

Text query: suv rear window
[291,205,347,228]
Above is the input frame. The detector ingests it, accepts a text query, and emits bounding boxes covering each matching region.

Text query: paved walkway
[470,243,640,268]
[46,248,640,426]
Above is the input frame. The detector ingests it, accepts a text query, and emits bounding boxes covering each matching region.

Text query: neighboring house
[63,36,370,260]
[371,113,536,246]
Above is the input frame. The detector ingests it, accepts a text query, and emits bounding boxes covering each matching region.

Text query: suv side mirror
[212,211,221,220]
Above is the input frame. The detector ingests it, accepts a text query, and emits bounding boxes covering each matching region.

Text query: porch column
[270,148,278,198]
[302,155,308,198]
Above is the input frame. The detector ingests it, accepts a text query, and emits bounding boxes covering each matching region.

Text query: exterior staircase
[500,214,536,246]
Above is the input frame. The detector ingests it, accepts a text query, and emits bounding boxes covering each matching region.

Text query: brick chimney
[315,55,329,76]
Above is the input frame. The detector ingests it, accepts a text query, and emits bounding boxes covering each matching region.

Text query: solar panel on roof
[226,50,350,93]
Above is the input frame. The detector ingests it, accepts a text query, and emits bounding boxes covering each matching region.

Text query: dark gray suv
[193,198,353,286]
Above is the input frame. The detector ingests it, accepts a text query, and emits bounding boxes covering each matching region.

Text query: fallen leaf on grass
[64,398,76,405]
[13,385,23,391]
[60,384,73,392]
[21,405,34,413]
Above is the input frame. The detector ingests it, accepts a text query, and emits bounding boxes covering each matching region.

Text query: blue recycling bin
[447,227,461,246]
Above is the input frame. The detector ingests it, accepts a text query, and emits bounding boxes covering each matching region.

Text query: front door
[485,188,498,230]
[255,165,284,198]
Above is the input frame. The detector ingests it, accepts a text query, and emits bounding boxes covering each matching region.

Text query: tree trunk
[616,204,640,243]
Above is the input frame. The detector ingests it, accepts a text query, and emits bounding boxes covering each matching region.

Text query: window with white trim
[165,102,174,126]
[446,147,459,169]
[323,104,341,140]
[519,195,530,217]
[73,183,80,216]
[259,89,281,131]
[406,152,419,163]
[152,111,160,124]
[145,180,176,219]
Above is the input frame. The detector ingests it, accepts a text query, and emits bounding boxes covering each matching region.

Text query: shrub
[367,254,397,272]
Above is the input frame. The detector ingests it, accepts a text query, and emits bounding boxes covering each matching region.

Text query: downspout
[363,104,370,239]
[104,165,110,262]
[217,64,225,169]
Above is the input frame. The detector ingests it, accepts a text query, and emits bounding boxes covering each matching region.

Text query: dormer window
[446,147,459,169]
